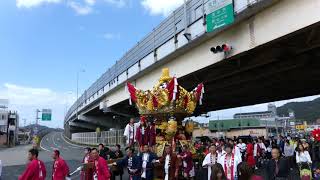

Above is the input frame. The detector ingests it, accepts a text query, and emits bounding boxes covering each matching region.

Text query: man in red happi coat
[52,150,70,180]
[136,116,150,149]
[148,119,156,149]
[19,148,47,180]
[178,145,195,179]
[246,139,256,168]
[81,147,94,180]
[91,148,111,180]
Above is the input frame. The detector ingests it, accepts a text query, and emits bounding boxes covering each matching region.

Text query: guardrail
[65,0,267,122]
[71,130,125,146]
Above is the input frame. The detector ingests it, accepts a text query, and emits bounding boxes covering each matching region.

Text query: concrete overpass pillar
[64,123,71,139]
[69,121,97,131]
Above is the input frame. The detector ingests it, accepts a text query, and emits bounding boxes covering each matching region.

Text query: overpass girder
[69,121,97,131]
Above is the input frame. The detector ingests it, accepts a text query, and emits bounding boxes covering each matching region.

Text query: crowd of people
[17,133,320,180]
[19,116,320,180]
[198,135,320,180]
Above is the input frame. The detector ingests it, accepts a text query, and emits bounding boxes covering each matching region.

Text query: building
[192,121,209,128]
[194,104,295,138]
[208,118,279,138]
[0,100,19,146]
[0,109,8,144]
[234,111,275,120]
[234,103,277,121]
[8,111,19,146]
[233,103,295,135]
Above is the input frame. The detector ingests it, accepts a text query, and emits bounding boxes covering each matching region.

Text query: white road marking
[52,132,60,148]
[40,134,51,152]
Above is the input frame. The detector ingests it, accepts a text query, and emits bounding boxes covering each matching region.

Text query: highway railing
[71,130,125,146]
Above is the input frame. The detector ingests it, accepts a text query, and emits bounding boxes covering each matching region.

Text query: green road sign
[42,109,52,121]
[206,0,234,33]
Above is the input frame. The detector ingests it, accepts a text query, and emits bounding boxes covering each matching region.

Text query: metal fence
[71,130,125,146]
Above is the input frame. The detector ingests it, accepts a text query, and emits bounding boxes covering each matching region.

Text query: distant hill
[277,97,320,123]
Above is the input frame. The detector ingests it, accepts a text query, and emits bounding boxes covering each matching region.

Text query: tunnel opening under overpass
[108,21,320,118]
[65,102,135,136]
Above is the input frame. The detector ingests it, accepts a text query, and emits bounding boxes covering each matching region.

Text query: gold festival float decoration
[126,68,204,116]
[126,68,204,155]
[185,120,194,134]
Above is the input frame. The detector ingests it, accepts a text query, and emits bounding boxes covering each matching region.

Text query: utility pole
[275,117,279,137]
[240,107,243,136]
[76,72,79,119]
[218,115,221,139]
[35,109,41,135]
[23,118,26,127]
[36,109,40,126]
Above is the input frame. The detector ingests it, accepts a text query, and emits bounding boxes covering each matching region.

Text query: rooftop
[234,111,273,116]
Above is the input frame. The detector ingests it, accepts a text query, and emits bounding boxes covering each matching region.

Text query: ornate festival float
[126,68,204,157]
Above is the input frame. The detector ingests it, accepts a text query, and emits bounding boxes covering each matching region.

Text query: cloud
[16,0,62,8]
[68,0,130,15]
[85,0,96,6]
[0,83,76,128]
[141,0,184,16]
[102,33,121,40]
[16,0,129,15]
[104,0,128,8]
[68,1,93,15]
[0,83,75,106]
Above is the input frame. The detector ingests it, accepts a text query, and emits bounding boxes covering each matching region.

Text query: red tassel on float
[126,82,137,104]
[152,95,158,108]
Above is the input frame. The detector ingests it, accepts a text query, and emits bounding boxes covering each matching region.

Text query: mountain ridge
[277,97,320,123]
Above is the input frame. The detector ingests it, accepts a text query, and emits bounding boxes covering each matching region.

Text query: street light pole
[36,109,40,126]
[76,70,85,119]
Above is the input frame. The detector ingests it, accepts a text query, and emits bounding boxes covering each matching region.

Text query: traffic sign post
[206,0,234,33]
[41,109,52,121]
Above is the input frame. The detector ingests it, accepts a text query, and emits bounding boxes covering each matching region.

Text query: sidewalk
[0,145,31,166]
[0,144,10,150]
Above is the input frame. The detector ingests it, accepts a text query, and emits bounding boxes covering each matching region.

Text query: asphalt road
[39,131,85,161]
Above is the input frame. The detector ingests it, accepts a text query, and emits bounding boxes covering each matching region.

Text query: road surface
[1,132,84,180]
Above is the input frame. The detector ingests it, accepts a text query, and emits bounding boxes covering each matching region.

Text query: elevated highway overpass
[64,0,320,137]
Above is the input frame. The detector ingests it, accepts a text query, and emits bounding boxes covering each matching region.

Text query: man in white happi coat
[228,139,241,159]
[218,144,242,180]
[123,118,139,147]
[202,144,220,180]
